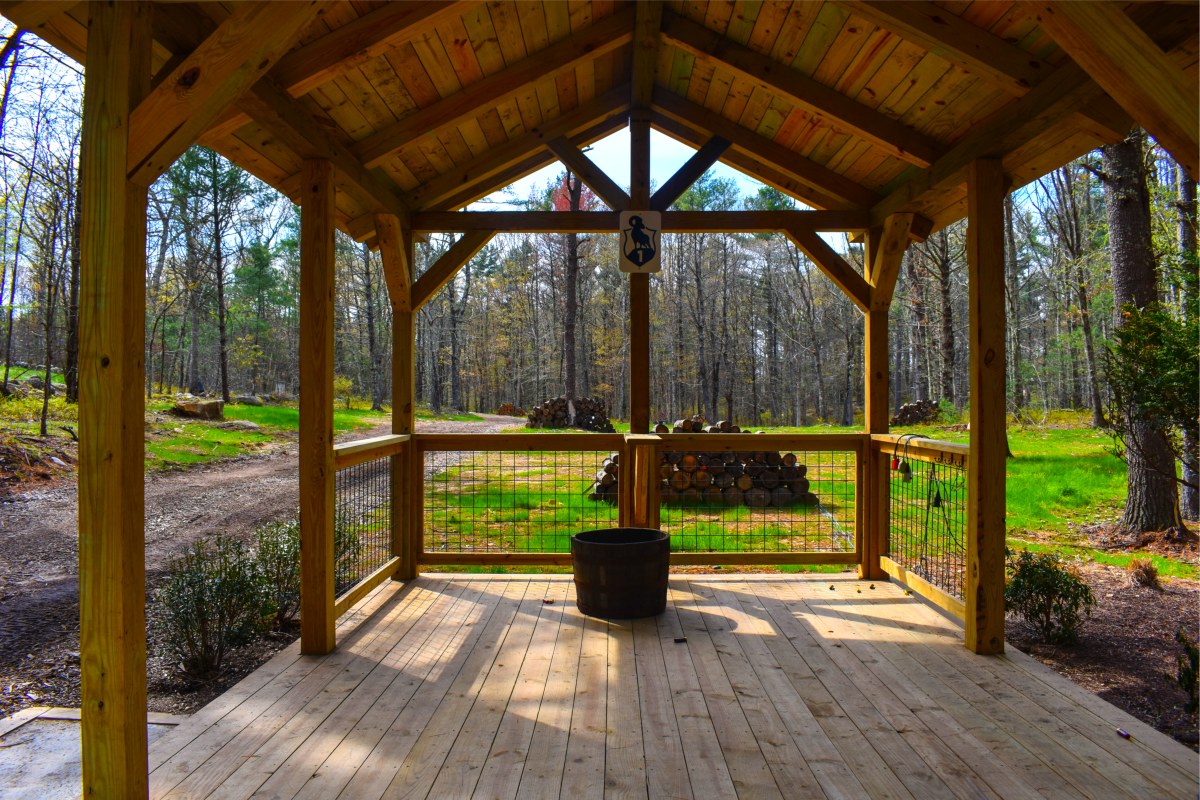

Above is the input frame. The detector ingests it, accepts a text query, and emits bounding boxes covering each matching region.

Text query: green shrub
[155,536,266,678]
[1177,627,1199,715]
[1004,549,1095,643]
[255,520,301,629]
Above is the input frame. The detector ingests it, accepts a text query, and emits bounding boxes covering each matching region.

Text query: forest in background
[2,24,1196,528]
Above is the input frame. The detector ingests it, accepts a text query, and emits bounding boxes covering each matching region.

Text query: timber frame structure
[1,1,1196,796]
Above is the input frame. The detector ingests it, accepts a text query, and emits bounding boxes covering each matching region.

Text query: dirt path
[0,413,520,716]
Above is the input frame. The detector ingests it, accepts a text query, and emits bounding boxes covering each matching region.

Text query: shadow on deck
[147,573,1197,799]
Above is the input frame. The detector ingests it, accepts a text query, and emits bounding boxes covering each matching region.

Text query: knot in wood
[178,67,200,89]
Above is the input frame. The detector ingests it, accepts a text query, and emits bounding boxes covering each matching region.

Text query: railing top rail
[646,432,866,450]
[871,433,969,464]
[415,432,626,451]
[333,433,410,470]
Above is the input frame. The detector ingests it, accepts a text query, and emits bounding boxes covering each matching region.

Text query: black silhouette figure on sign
[623,215,657,266]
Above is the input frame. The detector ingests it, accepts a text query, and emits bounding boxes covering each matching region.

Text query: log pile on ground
[890,399,940,426]
[526,396,615,432]
[495,402,524,416]
[587,415,819,509]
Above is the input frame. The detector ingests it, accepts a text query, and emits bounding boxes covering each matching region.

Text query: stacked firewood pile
[890,399,941,426]
[654,414,744,434]
[587,416,819,509]
[526,396,615,432]
[495,402,524,416]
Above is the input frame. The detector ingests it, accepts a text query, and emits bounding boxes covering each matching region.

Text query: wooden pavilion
[1,1,1197,797]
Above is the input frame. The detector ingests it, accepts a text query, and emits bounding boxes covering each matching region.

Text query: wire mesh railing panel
[423,449,621,555]
[334,455,393,595]
[656,448,858,554]
[887,454,967,600]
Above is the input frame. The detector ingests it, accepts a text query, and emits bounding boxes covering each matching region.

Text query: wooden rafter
[650,136,730,212]
[870,61,1104,227]
[1021,0,1199,178]
[374,214,411,312]
[238,79,409,222]
[353,8,635,169]
[784,226,871,313]
[660,10,941,168]
[404,88,630,211]
[631,1,662,109]
[411,210,868,234]
[839,1,1047,95]
[410,231,493,311]
[546,138,631,211]
[126,1,325,186]
[652,90,880,210]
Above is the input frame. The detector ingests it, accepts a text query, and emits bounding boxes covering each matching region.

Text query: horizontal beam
[354,8,635,169]
[660,9,941,168]
[410,210,870,233]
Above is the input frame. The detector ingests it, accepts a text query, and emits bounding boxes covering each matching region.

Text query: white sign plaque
[618,210,661,273]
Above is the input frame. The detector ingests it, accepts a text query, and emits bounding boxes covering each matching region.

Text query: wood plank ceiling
[4,1,1197,246]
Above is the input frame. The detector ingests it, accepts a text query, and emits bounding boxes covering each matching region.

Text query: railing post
[299,158,336,655]
[625,434,659,529]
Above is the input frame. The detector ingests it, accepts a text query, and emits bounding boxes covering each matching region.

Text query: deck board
[148,574,1199,800]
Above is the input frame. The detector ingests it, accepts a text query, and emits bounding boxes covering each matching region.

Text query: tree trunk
[1103,132,1182,532]
[1004,196,1023,416]
[933,232,956,405]
[361,242,384,411]
[1179,168,1198,520]
[64,173,80,403]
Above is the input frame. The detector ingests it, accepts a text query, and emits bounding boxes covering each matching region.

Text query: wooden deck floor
[147,574,1198,800]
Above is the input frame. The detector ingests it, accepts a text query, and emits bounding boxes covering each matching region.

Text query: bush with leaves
[255,519,301,629]
[155,535,267,678]
[1177,627,1199,715]
[1004,549,1095,644]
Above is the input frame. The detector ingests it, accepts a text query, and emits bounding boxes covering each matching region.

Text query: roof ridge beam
[838,1,1047,95]
[660,9,941,168]
[353,8,635,169]
[1020,1,1198,178]
[546,138,632,211]
[410,210,867,233]
[652,89,880,210]
[631,1,663,109]
[650,136,730,212]
[127,1,328,185]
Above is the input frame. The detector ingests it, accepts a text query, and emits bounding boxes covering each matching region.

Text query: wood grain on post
[299,159,336,654]
[966,159,1009,655]
[78,3,150,794]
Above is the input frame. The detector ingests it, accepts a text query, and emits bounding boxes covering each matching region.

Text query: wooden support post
[862,214,915,579]
[966,159,1009,655]
[377,216,416,579]
[299,159,336,654]
[78,3,150,795]
[629,113,651,434]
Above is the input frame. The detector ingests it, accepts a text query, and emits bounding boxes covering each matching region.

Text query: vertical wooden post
[299,159,336,654]
[966,159,1008,655]
[862,215,912,578]
[78,3,151,795]
[629,113,651,435]
[393,303,417,578]
[377,215,417,579]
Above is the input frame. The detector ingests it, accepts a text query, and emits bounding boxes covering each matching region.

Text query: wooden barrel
[572,528,670,619]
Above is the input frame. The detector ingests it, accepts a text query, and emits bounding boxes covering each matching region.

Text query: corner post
[376,215,417,579]
[299,159,336,654]
[966,159,1009,654]
[862,230,888,580]
[78,2,151,794]
[629,112,651,434]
